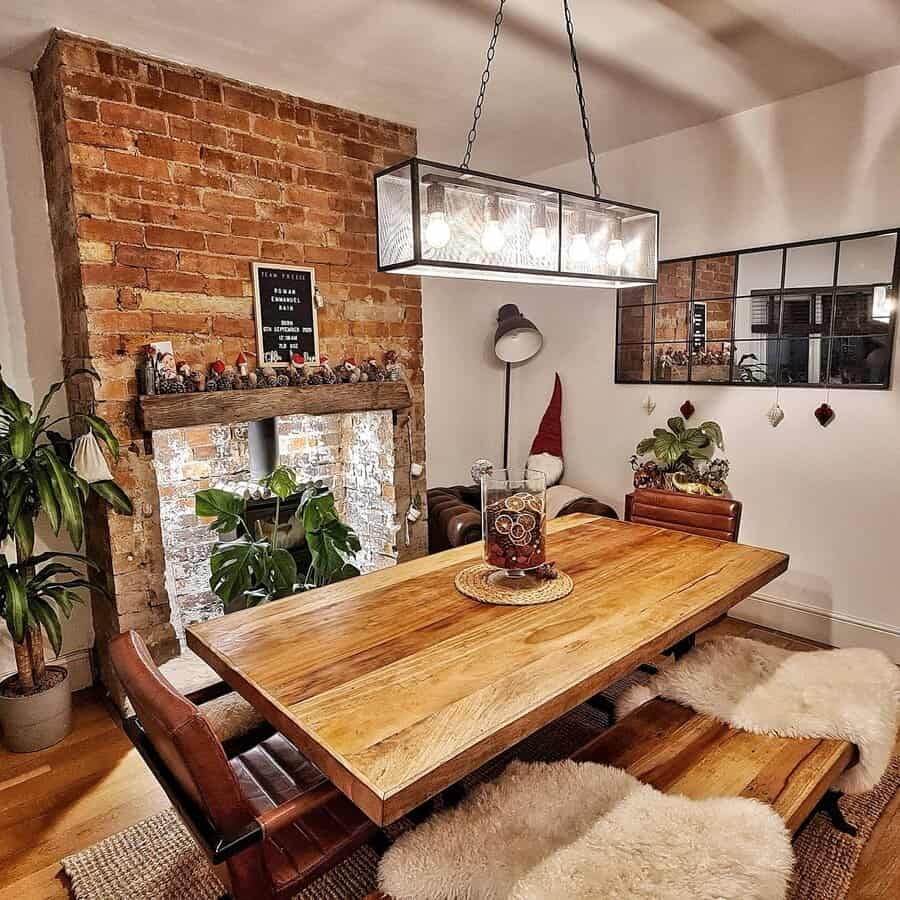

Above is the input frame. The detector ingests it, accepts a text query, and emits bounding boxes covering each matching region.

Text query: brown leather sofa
[427,485,617,554]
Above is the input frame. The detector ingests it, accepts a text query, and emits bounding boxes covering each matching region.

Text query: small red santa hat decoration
[527,373,564,486]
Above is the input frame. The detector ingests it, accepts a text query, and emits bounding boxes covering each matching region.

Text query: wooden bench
[366,699,857,898]
[573,697,857,835]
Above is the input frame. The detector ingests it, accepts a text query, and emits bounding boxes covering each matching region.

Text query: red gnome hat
[530,373,563,458]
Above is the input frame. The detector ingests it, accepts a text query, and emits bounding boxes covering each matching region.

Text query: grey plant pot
[0,665,72,753]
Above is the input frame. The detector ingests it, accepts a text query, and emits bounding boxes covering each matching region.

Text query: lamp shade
[375,158,659,289]
[494,304,542,363]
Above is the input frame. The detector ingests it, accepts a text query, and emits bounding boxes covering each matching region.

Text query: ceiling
[3,0,900,180]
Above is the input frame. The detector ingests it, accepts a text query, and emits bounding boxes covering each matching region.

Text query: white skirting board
[0,648,94,692]
[731,593,900,662]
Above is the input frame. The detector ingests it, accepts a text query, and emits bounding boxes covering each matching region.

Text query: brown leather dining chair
[110,631,382,900]
[624,487,742,542]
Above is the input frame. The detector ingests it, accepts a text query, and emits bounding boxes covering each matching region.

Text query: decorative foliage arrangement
[631,412,730,496]
[195,466,361,610]
[0,368,132,695]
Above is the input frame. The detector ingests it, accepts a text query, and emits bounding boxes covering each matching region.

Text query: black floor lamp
[493,304,543,469]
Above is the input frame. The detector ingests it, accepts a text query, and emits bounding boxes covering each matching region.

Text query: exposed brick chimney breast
[32,32,426,704]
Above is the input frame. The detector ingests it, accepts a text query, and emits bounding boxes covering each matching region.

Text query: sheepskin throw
[618,637,900,794]
[378,760,793,900]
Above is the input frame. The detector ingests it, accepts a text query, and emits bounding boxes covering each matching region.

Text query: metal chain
[461,0,600,196]
[461,0,506,170]
[563,0,600,197]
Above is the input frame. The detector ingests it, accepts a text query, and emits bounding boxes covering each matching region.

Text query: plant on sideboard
[195,465,361,611]
[630,414,730,496]
[0,367,132,752]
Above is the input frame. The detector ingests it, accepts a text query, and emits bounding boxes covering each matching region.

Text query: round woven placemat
[455,563,573,606]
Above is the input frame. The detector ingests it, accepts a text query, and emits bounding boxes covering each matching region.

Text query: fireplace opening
[152,410,400,649]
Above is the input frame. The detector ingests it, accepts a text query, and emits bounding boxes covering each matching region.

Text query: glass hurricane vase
[482,468,547,581]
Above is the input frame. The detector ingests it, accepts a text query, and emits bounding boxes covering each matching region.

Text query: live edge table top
[187,514,788,825]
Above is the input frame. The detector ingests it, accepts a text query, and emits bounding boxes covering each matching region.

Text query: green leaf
[46,430,72,459]
[666,416,685,435]
[263,466,297,501]
[41,447,84,549]
[31,597,63,657]
[27,550,92,568]
[270,547,298,592]
[635,437,656,456]
[91,480,133,515]
[0,372,31,420]
[652,431,682,465]
[9,420,34,460]
[83,415,120,460]
[2,569,27,643]
[35,368,98,421]
[7,479,29,527]
[13,513,34,559]
[209,539,264,605]
[33,463,60,534]
[196,489,247,534]
[699,421,724,451]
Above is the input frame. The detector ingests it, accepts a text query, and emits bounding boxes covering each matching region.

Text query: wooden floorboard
[0,619,896,899]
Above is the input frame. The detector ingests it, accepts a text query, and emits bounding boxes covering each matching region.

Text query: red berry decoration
[814,402,834,427]
[680,400,695,420]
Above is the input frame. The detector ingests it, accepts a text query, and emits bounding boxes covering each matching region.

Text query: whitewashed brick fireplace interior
[153,411,398,647]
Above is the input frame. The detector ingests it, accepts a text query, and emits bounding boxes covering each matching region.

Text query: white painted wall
[424,64,900,654]
[0,68,94,688]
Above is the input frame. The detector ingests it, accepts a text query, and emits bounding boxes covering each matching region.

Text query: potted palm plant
[196,465,361,610]
[0,368,132,752]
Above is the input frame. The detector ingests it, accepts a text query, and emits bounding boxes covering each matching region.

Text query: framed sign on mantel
[252,262,319,367]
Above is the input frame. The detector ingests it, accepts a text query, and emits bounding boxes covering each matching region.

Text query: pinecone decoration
[307,373,324,386]
[276,374,290,388]
[206,377,218,392]
[158,379,185,394]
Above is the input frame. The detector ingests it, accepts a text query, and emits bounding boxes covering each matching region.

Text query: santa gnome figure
[527,373,565,486]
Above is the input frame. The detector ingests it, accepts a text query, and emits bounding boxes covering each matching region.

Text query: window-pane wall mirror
[616,229,898,388]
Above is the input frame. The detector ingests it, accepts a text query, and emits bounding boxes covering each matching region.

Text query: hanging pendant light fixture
[374,0,659,289]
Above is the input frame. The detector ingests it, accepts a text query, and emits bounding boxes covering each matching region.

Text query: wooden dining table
[187,513,788,826]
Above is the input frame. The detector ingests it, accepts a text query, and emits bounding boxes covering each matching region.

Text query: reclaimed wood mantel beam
[137,381,412,431]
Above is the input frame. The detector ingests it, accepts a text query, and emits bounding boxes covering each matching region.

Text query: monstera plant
[196,466,361,611]
[0,367,132,752]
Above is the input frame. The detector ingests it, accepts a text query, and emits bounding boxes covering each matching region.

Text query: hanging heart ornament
[767,402,784,428]
[641,395,656,416]
[814,403,834,427]
[680,400,695,420]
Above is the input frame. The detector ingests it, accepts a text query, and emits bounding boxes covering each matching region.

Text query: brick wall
[32,32,427,700]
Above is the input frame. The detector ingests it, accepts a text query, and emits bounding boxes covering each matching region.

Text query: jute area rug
[63,702,900,900]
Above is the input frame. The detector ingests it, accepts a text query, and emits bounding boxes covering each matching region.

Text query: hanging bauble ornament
[814,402,834,427]
[642,395,656,416]
[767,402,784,428]
[71,431,113,483]
[680,400,695,420]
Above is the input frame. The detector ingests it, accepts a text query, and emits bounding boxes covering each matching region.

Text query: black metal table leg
[442,782,467,808]
[662,632,696,661]
[819,790,858,836]
[371,831,394,856]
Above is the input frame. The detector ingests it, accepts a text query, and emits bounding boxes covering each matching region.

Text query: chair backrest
[109,631,254,841]
[625,488,742,542]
